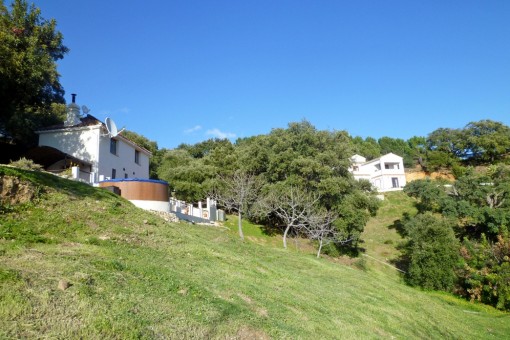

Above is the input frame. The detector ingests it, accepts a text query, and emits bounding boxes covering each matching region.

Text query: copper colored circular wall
[99,179,169,201]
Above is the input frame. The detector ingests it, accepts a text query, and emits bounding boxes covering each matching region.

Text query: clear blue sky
[26,0,510,149]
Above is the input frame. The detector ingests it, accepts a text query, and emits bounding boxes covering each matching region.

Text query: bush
[458,235,510,311]
[401,213,460,291]
[9,157,43,171]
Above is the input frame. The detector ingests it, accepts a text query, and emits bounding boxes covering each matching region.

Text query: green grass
[1,166,509,339]
[360,191,417,277]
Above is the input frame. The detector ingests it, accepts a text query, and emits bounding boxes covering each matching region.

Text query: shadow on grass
[387,219,406,236]
[259,224,281,237]
[389,251,410,277]
[387,212,414,238]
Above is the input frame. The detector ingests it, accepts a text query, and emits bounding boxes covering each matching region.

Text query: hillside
[1,166,509,339]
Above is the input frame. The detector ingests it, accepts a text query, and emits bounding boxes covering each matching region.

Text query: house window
[135,150,140,164]
[110,138,118,155]
[392,177,399,188]
[124,173,128,179]
[112,168,116,179]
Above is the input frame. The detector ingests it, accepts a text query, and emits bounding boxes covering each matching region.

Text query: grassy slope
[1,166,509,339]
[361,191,417,277]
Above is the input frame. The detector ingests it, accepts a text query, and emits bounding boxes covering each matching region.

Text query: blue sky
[26,0,510,149]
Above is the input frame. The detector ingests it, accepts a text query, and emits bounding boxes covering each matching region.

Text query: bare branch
[209,171,260,240]
[259,186,320,249]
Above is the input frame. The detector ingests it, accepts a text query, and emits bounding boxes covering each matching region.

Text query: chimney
[65,93,81,126]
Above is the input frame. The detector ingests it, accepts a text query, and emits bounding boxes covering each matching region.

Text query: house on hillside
[349,153,406,192]
[31,95,151,185]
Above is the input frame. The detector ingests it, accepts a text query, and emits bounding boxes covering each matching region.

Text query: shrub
[402,213,460,291]
[458,235,510,311]
[9,157,43,171]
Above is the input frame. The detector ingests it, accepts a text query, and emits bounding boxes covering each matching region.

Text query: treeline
[352,119,510,172]
[148,119,510,199]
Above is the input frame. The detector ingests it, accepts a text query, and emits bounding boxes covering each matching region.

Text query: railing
[169,197,224,223]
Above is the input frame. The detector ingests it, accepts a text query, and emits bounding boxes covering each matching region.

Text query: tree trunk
[238,210,244,241]
[317,239,323,258]
[283,225,291,249]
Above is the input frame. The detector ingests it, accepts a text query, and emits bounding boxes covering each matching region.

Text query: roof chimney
[65,93,81,126]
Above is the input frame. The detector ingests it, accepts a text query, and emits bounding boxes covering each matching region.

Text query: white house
[349,153,406,192]
[34,95,151,185]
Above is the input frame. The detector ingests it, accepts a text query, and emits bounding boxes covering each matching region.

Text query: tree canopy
[158,120,381,251]
[0,0,69,147]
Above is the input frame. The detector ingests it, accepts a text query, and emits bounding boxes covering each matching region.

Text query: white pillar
[72,166,79,179]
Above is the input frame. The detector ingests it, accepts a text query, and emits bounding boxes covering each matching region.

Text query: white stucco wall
[129,200,170,213]
[38,126,101,165]
[350,153,407,192]
[97,135,150,180]
[39,124,150,183]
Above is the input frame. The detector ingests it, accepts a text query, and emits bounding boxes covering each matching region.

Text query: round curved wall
[99,179,170,212]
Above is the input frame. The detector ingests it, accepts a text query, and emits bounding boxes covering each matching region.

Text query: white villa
[30,94,225,222]
[349,153,406,192]
[33,95,151,185]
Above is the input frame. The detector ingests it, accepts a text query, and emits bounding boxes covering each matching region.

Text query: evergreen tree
[0,0,69,146]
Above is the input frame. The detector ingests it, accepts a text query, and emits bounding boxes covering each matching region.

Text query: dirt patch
[0,175,39,205]
[234,326,270,340]
[255,307,268,318]
[405,170,455,182]
[238,293,253,304]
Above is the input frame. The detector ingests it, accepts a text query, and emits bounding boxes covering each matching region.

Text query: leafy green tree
[0,0,69,146]
[407,136,427,168]
[403,178,449,213]
[401,213,460,291]
[234,135,271,175]
[458,235,510,310]
[404,167,510,239]
[249,121,378,249]
[351,136,381,160]
[178,138,232,159]
[422,120,510,168]
[332,189,380,246]
[157,149,218,202]
[464,120,510,163]
[426,127,466,158]
[378,136,414,167]
[158,139,237,201]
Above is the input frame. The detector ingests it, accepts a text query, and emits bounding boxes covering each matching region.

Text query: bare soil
[0,175,38,205]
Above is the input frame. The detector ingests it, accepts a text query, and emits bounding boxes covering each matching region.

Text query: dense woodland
[2,0,510,311]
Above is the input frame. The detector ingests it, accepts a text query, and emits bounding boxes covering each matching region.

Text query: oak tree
[0,0,69,146]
